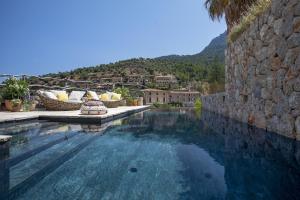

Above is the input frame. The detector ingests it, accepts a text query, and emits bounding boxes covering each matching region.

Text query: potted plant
[23,97,38,111]
[126,97,135,106]
[113,87,130,105]
[0,94,3,111]
[2,77,29,112]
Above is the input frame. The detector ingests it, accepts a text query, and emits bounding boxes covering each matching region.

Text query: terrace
[0,106,149,125]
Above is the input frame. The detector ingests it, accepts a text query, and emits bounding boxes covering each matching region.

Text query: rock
[265,100,274,117]
[267,116,279,133]
[295,3,300,16]
[292,109,300,118]
[276,69,286,89]
[248,113,255,125]
[260,24,269,40]
[296,117,300,137]
[293,17,300,33]
[275,37,288,60]
[289,92,300,109]
[283,79,294,96]
[0,135,12,143]
[266,73,275,90]
[277,114,295,138]
[254,111,267,129]
[273,18,283,35]
[296,54,300,68]
[271,0,283,19]
[282,13,294,38]
[267,15,275,26]
[274,98,290,117]
[283,47,300,66]
[256,63,268,75]
[271,56,282,71]
[257,47,268,62]
[293,79,300,91]
[261,88,271,99]
[287,33,300,48]
[272,88,285,103]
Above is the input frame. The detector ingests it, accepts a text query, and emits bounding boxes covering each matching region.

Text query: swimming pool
[0,109,300,200]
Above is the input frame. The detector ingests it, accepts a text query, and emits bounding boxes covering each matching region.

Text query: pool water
[0,109,300,200]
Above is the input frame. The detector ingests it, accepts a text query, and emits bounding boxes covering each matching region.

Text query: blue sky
[0,0,226,75]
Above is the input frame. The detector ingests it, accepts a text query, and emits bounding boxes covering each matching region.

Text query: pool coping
[0,106,150,125]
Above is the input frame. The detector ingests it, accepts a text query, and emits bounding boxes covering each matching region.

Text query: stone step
[0,135,12,143]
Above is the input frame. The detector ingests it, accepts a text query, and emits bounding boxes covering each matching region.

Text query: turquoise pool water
[0,109,300,200]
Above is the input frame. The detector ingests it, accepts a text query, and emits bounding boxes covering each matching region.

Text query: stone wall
[202,0,300,140]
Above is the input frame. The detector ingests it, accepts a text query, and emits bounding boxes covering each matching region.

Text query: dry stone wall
[202,0,300,140]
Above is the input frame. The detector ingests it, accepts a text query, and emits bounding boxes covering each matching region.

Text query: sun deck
[0,106,150,124]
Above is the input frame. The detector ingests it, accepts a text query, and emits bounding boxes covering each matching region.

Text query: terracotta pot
[138,97,143,106]
[5,100,22,112]
[29,103,37,111]
[133,99,138,106]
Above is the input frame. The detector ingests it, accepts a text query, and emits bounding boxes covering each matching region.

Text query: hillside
[34,32,227,93]
[155,31,226,64]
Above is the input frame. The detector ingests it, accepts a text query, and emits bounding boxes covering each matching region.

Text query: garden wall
[201,0,300,140]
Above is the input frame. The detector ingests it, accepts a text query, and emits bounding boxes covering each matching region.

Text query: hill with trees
[37,32,227,94]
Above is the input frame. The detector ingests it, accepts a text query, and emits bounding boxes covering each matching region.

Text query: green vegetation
[1,77,29,100]
[29,33,227,94]
[228,0,272,43]
[204,0,259,30]
[42,57,225,94]
[113,87,131,99]
[156,32,226,65]
[204,0,271,43]
[194,98,202,110]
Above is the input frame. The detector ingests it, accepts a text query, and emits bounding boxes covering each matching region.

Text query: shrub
[228,0,272,43]
[194,98,202,110]
[2,77,29,100]
[113,87,131,99]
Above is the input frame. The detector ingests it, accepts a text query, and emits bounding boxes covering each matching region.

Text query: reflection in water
[122,109,300,200]
[0,109,299,200]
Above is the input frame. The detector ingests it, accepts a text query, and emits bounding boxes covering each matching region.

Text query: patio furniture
[37,91,83,111]
[80,100,107,115]
[102,99,126,108]
[99,92,125,108]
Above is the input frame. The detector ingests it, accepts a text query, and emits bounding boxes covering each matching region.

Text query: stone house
[100,77,123,84]
[126,75,144,85]
[142,89,200,106]
[154,75,178,88]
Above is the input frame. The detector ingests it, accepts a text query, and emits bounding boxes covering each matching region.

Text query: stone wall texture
[201,0,300,140]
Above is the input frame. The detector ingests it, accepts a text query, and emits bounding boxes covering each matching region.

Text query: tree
[204,0,258,30]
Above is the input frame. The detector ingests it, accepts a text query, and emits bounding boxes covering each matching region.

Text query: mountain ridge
[155,31,226,64]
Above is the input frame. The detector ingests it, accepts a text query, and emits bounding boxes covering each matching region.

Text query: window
[149,97,151,103]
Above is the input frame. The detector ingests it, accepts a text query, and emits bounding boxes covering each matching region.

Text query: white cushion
[50,90,67,97]
[66,99,82,103]
[69,91,86,101]
[43,91,58,100]
[106,92,113,100]
[88,91,99,100]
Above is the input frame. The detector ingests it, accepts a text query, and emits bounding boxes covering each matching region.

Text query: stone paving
[0,106,150,124]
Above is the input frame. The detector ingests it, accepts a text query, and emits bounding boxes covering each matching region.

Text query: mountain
[31,32,227,93]
[156,31,227,64]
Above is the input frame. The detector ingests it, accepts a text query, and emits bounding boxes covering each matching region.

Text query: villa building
[100,77,123,84]
[126,75,144,85]
[154,75,178,89]
[142,89,200,107]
